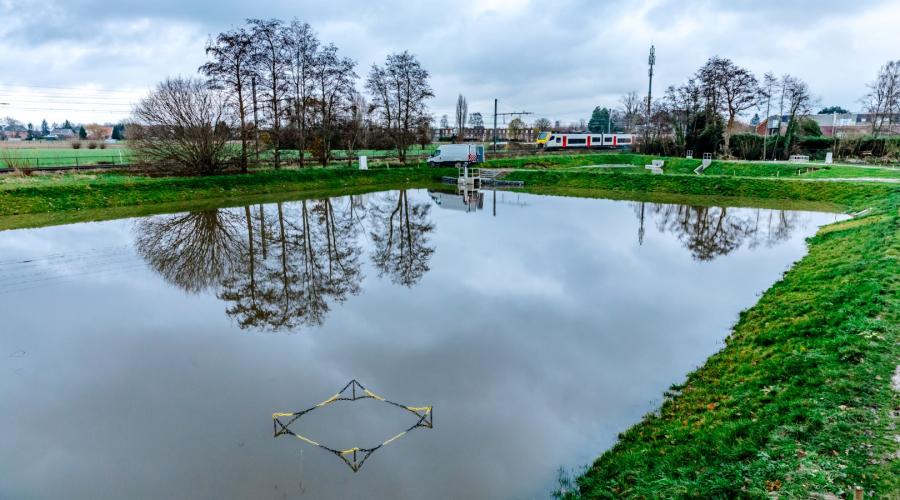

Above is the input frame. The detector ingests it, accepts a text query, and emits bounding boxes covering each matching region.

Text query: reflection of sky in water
[0,190,844,499]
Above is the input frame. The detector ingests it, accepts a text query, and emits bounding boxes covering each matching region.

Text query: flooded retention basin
[0,189,844,499]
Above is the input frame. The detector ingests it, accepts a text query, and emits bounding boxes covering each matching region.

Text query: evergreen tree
[111,124,125,140]
[750,113,760,126]
[78,126,87,140]
[588,106,612,133]
[818,105,848,114]
[40,119,50,136]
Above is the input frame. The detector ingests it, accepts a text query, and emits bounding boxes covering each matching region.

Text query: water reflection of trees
[370,190,435,287]
[632,202,801,261]
[134,190,434,332]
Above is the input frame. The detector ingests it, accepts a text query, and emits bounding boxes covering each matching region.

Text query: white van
[426,144,484,167]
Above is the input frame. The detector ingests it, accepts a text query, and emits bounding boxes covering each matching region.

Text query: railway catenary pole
[493,98,498,153]
[492,100,532,152]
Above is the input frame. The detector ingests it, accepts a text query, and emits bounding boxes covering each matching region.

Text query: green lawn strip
[483,152,900,180]
[524,178,896,496]
[506,170,893,210]
[0,167,455,219]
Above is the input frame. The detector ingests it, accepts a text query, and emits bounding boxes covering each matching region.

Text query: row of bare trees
[862,60,900,137]
[627,56,814,159]
[129,18,433,175]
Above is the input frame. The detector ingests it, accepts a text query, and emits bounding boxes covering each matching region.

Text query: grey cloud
[0,0,896,124]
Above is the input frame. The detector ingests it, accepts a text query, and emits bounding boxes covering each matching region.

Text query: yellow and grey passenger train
[536,131,634,150]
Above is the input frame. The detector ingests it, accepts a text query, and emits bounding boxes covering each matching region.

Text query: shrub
[128,76,233,176]
[88,142,98,149]
[71,141,82,149]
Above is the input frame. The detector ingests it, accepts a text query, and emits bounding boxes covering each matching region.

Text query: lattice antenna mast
[647,45,656,117]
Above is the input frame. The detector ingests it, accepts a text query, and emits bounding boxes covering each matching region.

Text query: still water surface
[0,189,842,499]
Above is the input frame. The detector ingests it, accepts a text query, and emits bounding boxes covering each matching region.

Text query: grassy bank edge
[0,167,455,230]
[528,178,897,497]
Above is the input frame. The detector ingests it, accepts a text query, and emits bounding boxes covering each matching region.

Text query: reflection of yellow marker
[316,393,341,407]
[272,412,294,418]
[293,434,320,447]
[382,431,407,446]
[340,447,361,455]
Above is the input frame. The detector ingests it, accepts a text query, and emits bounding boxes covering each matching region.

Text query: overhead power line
[0,84,144,95]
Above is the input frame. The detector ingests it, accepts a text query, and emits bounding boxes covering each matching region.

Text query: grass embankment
[486,152,900,180]
[529,173,898,498]
[0,167,452,230]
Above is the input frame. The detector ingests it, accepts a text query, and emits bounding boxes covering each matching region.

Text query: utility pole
[647,45,656,118]
[251,76,260,164]
[492,99,533,153]
[493,98,498,153]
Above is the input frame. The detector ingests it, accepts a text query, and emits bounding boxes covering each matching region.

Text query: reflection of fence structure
[273,379,432,472]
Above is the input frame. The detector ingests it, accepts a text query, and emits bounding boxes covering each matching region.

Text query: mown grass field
[0,147,132,167]
[0,145,438,168]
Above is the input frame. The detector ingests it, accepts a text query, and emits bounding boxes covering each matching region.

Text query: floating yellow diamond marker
[273,379,433,472]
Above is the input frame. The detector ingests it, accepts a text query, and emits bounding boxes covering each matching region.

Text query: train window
[568,138,586,145]
[555,137,561,143]
[548,135,555,141]
[593,137,602,142]
[619,138,631,144]
[604,137,613,142]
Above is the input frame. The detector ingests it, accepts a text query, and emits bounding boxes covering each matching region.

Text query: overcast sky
[1,0,897,127]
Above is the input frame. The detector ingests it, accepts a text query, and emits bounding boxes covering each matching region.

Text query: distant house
[755,112,900,138]
[2,126,28,140]
[50,128,77,140]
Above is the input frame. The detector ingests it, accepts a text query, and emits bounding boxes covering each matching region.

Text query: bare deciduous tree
[365,51,434,163]
[200,27,254,172]
[862,60,900,137]
[248,18,289,168]
[619,91,640,132]
[455,94,467,143]
[344,93,369,166]
[780,74,815,157]
[508,117,524,141]
[533,117,551,132]
[84,123,108,140]
[708,57,759,147]
[284,19,319,167]
[128,77,233,175]
[311,43,357,166]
